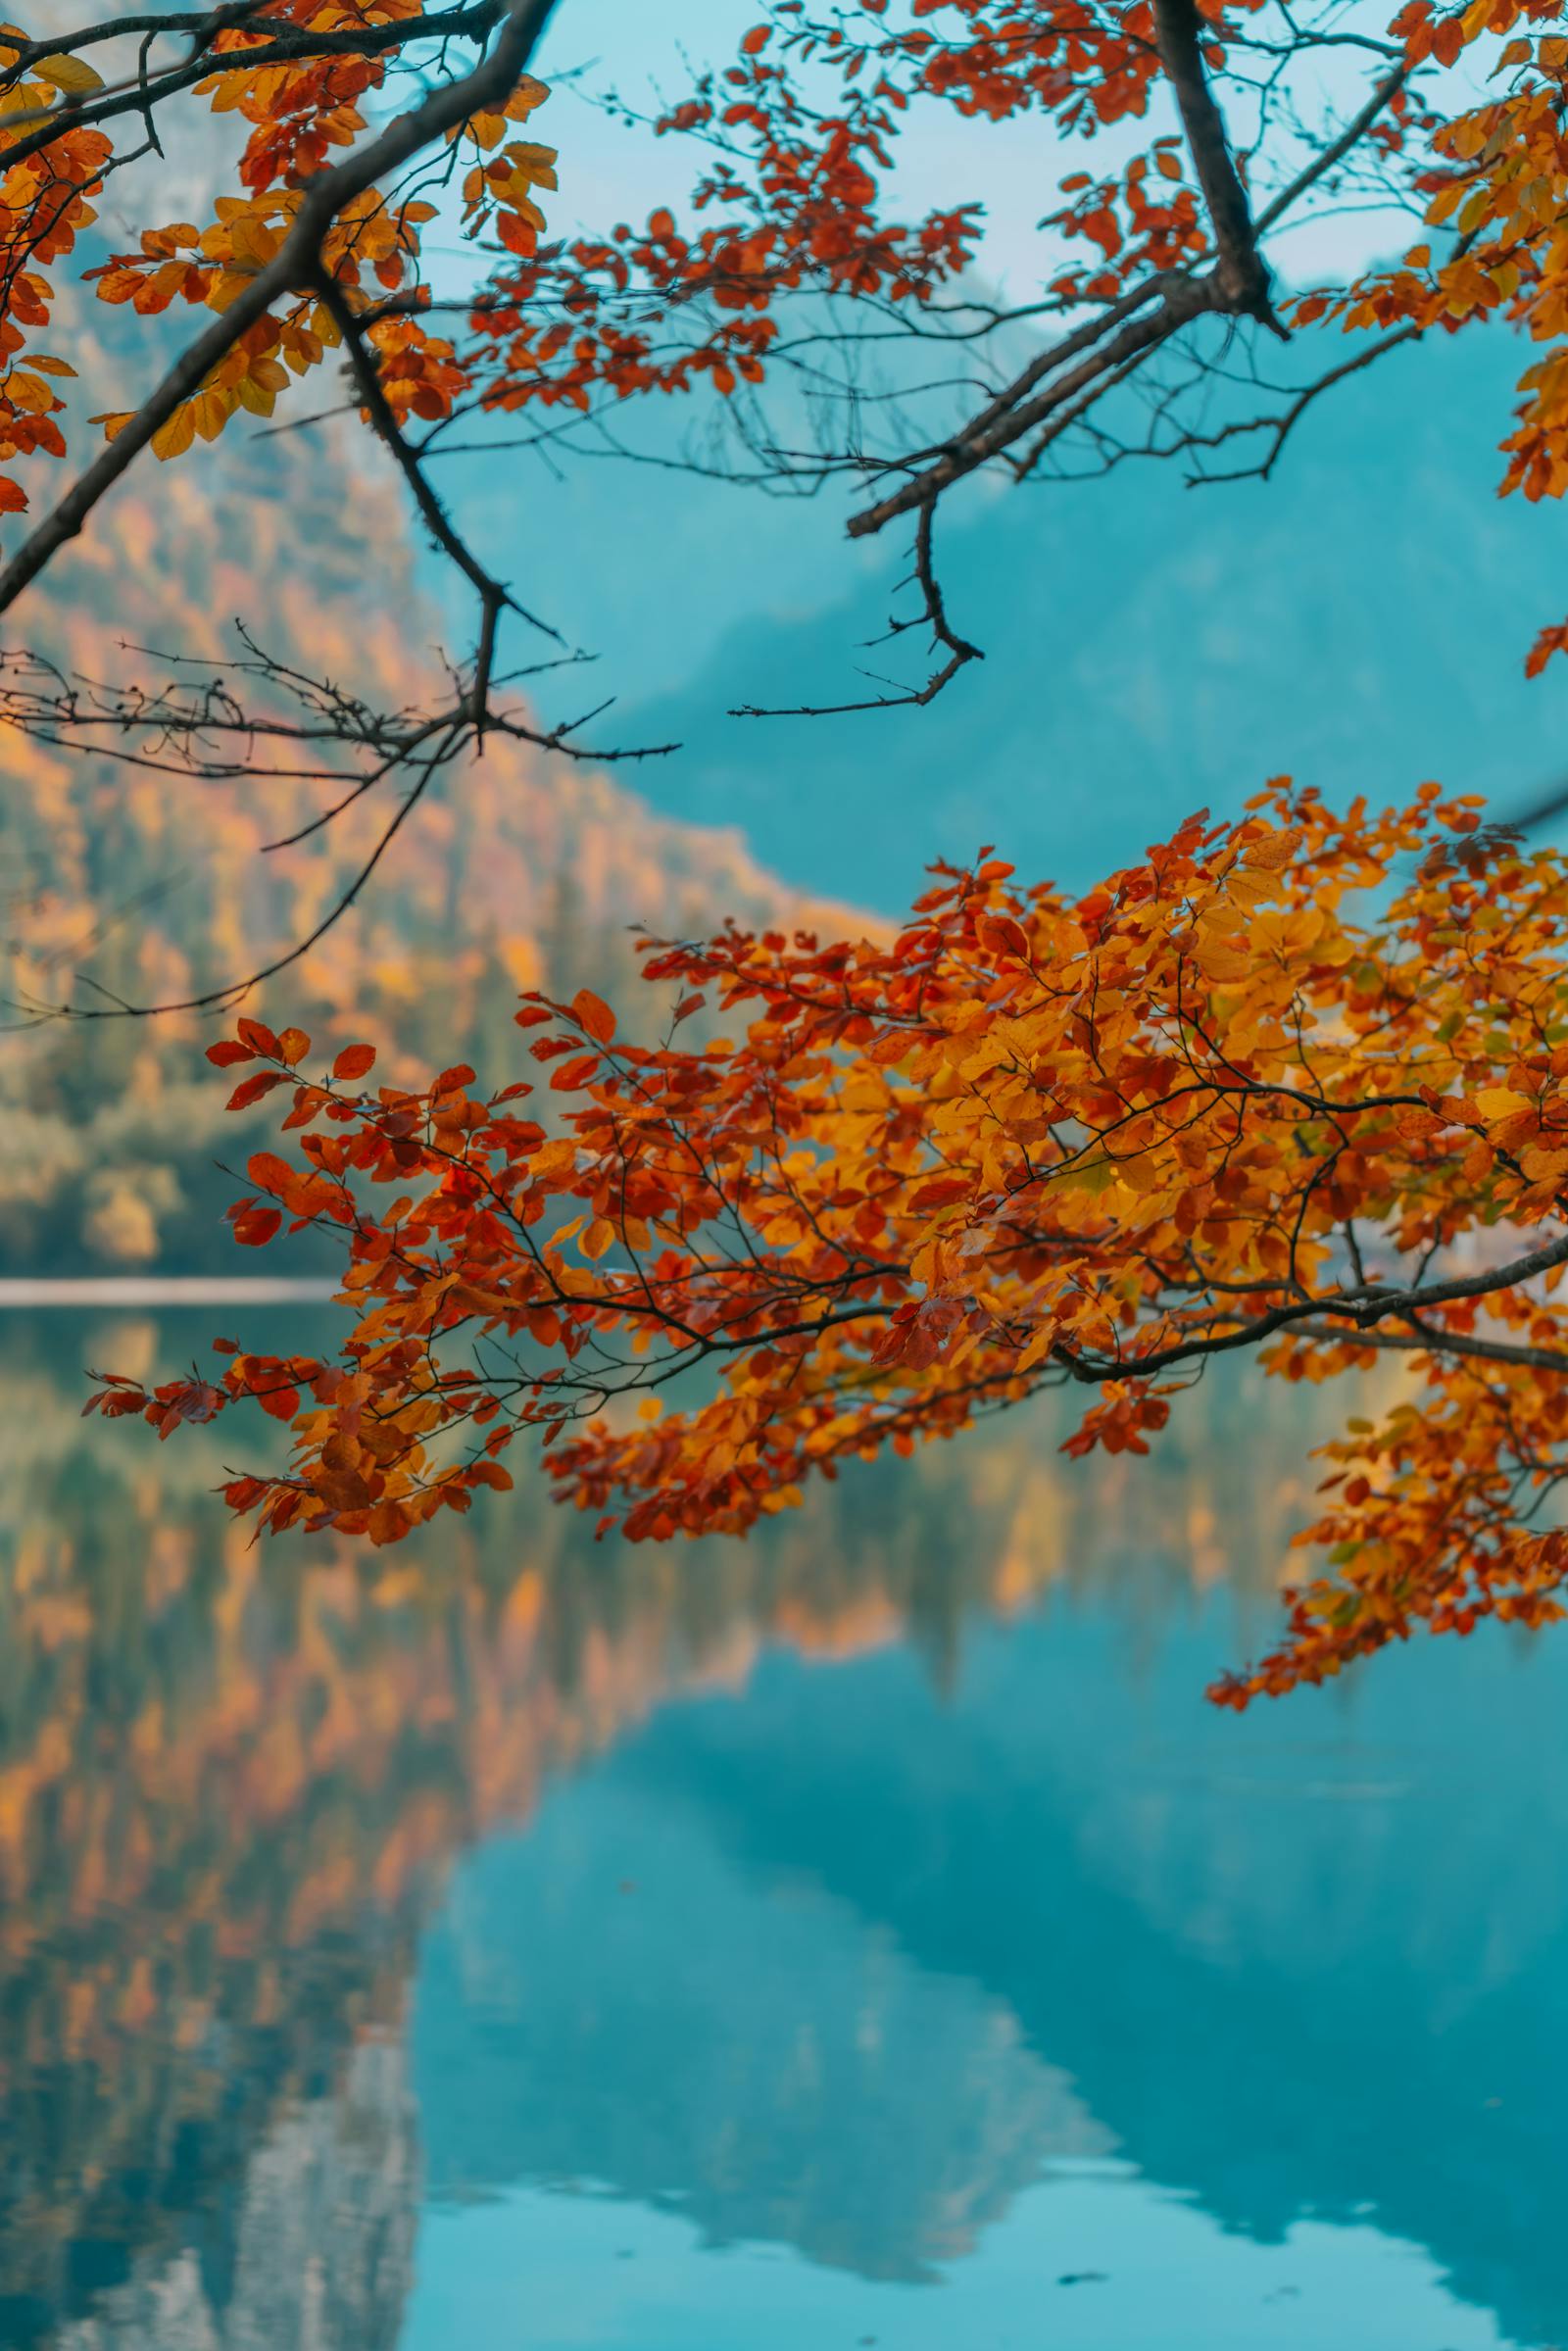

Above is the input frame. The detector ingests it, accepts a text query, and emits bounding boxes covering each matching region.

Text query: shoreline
[0,1278,339,1307]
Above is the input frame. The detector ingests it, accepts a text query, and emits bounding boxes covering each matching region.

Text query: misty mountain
[426,320,1568,907]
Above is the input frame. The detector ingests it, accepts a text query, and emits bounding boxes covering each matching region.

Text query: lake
[1,1307,1561,2351]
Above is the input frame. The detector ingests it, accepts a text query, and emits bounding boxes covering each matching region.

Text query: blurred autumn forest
[0,1313,1366,2342]
[0,396,846,1273]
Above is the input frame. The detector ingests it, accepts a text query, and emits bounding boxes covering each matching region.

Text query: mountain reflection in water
[0,1310,1559,2350]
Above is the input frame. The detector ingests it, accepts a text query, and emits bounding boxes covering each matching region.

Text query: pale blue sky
[415,0,1429,302]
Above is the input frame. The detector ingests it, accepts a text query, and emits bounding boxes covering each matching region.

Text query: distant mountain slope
[12,289,1566,1267]
[468,321,1568,906]
[0,383,853,1274]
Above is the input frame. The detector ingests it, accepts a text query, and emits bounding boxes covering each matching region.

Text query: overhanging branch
[0,0,562,622]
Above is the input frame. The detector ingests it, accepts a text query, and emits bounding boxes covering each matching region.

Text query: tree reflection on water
[4,1313,1557,2350]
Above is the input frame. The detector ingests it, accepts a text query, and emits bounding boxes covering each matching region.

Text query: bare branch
[730,500,981,716]
[310,266,555,736]
[1254,63,1408,235]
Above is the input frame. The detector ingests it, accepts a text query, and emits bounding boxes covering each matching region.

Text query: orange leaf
[468,1459,514,1491]
[571,987,616,1044]
[246,1151,296,1197]
[975,913,1031,961]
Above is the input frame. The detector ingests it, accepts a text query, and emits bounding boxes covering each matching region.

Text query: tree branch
[311,267,551,735]
[846,276,1213,540]
[841,35,1410,559]
[0,0,561,621]
[1152,0,1275,321]
[0,4,505,184]
[1253,63,1408,236]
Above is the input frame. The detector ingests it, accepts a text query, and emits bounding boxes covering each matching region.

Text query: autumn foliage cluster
[12,0,1568,678]
[87,785,1568,1703]
[20,0,1568,1700]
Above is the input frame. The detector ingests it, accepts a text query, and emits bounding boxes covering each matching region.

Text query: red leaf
[207,1038,255,1068]
[227,1070,287,1111]
[908,1172,972,1210]
[230,1204,282,1248]
[332,1042,376,1082]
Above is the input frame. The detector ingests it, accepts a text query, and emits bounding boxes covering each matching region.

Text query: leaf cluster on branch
[2,0,1568,767]
[22,0,1568,1696]
[91,784,1568,1701]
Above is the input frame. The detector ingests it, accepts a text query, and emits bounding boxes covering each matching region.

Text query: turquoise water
[1,1311,1562,2348]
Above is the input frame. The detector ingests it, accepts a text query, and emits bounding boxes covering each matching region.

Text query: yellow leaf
[1243,826,1303,871]
[1195,944,1253,982]
[528,1137,578,1176]
[1063,1155,1118,1198]
[192,386,233,441]
[6,371,55,415]
[1226,866,1285,909]
[34,51,106,96]
[151,403,195,460]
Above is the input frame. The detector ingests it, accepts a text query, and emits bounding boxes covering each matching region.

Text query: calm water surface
[0,1310,1562,2350]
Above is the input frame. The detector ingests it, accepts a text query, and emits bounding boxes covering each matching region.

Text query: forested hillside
[16,285,1568,1267]
[0,413,847,1273]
